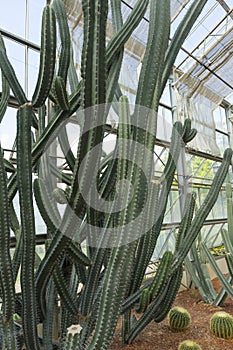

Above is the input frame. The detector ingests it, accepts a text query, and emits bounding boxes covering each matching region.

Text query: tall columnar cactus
[178,340,202,350]
[0,0,230,350]
[184,181,233,307]
[168,306,191,332]
[210,311,233,339]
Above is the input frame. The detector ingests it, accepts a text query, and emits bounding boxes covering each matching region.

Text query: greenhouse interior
[2,0,233,349]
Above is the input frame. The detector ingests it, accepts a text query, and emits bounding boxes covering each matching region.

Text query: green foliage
[190,157,214,179]
[178,340,202,350]
[168,306,191,332]
[210,311,233,339]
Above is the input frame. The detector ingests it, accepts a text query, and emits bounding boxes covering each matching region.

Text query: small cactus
[178,340,202,350]
[210,311,233,339]
[168,306,191,331]
[52,187,67,204]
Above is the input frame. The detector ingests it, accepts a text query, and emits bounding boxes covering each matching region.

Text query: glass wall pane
[4,38,25,90]
[0,0,26,38]
[0,106,17,151]
[28,0,44,44]
[215,131,229,156]
[213,106,228,132]
[28,48,40,100]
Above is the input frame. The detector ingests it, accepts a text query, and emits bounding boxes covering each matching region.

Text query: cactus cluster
[210,311,233,339]
[185,180,233,307]
[178,340,202,350]
[168,306,191,332]
[0,0,231,349]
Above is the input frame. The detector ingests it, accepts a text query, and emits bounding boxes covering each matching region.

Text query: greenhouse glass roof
[63,0,233,105]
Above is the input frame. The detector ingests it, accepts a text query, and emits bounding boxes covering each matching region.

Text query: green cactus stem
[168,306,191,332]
[17,103,40,349]
[32,5,56,108]
[53,76,70,110]
[52,0,71,84]
[0,148,15,322]
[210,311,233,339]
[65,324,82,350]
[0,33,27,106]
[178,340,202,350]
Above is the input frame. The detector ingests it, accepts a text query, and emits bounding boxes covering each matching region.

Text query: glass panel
[213,106,228,132]
[187,155,215,183]
[0,0,26,38]
[0,107,17,151]
[157,106,173,142]
[28,0,44,44]
[215,131,229,156]
[28,48,40,100]
[203,223,225,248]
[160,83,171,106]
[4,38,25,91]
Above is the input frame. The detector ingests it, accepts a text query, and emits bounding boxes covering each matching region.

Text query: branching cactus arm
[17,104,40,349]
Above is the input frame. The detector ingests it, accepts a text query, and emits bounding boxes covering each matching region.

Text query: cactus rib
[52,0,71,83]
[135,288,151,314]
[168,306,191,331]
[150,251,173,300]
[32,5,56,107]
[17,103,40,349]
[210,311,233,339]
[53,264,79,316]
[0,147,15,321]
[53,76,69,110]
[135,0,170,110]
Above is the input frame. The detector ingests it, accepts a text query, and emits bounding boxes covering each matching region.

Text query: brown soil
[109,278,233,350]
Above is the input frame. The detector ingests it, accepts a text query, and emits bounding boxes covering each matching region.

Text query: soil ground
[109,278,233,350]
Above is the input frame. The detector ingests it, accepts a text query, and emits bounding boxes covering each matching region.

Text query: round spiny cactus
[178,340,202,350]
[210,311,233,339]
[168,306,191,331]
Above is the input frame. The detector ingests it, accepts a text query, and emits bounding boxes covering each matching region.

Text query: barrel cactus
[210,311,233,339]
[168,306,191,331]
[178,340,202,350]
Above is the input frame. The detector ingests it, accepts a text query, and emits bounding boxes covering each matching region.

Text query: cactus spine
[178,340,202,350]
[210,311,233,339]
[168,307,191,331]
